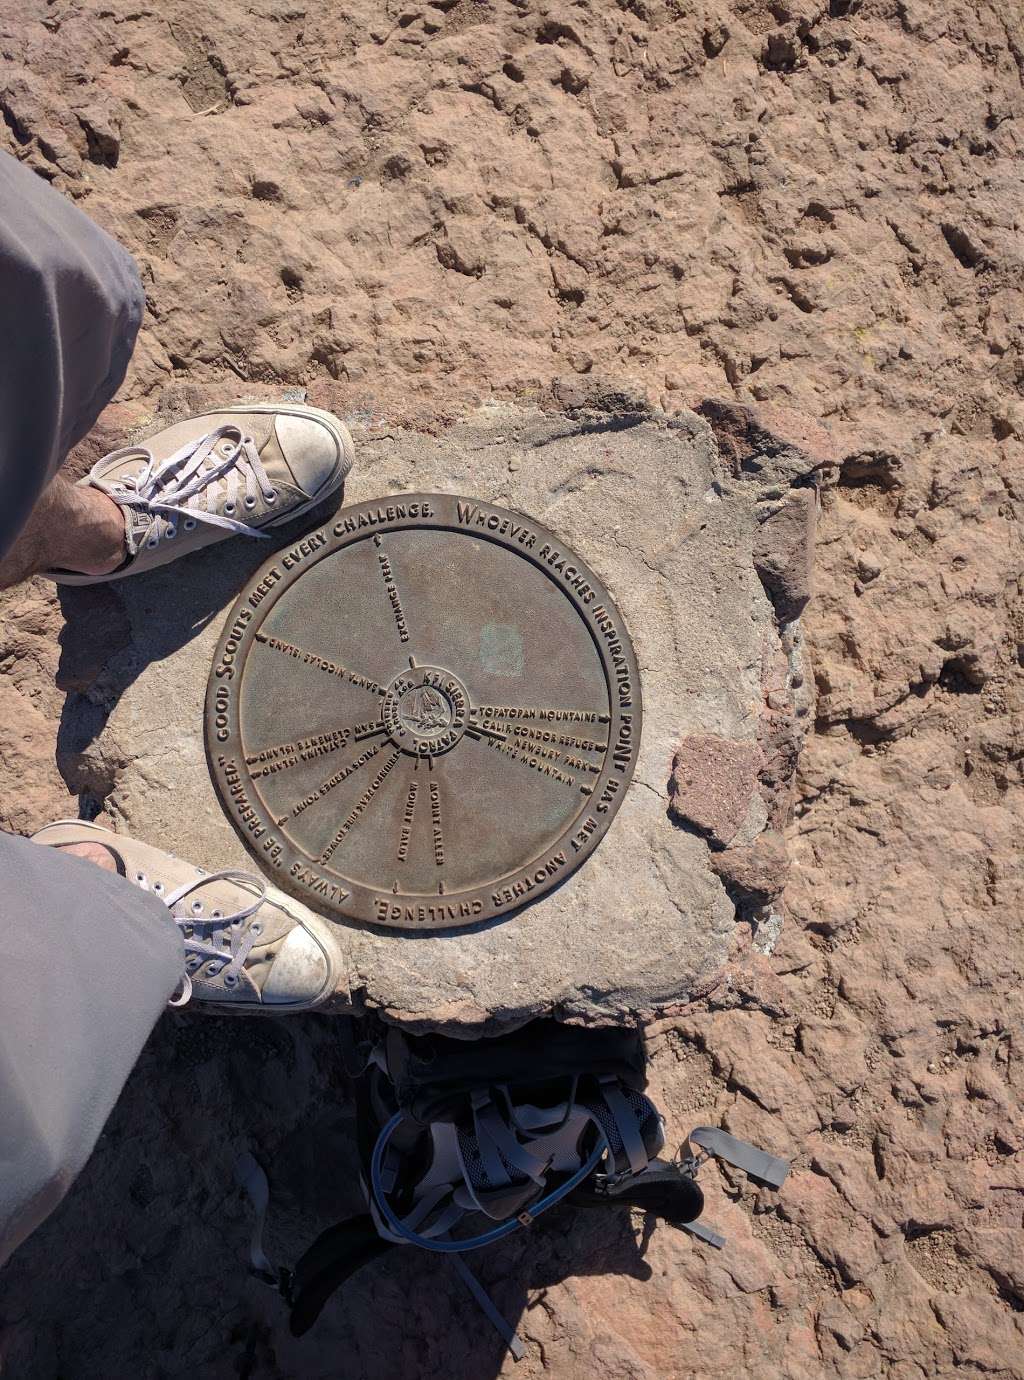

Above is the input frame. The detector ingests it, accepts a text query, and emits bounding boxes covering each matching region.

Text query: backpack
[236,1019,789,1359]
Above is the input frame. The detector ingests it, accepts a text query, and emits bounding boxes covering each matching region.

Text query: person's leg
[0,153,171,1264]
[0,822,346,1267]
[0,474,125,588]
[0,832,184,1267]
[0,154,352,589]
[0,149,143,570]
[0,150,349,1270]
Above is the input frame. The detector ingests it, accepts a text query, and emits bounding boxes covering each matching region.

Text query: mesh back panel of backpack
[457,1125,528,1192]
[587,1089,660,1162]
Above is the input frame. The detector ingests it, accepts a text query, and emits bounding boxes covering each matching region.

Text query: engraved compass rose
[206,494,641,931]
[381,663,469,757]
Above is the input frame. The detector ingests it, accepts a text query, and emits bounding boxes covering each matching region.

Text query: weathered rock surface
[57,402,814,1034]
[2,0,1023,1375]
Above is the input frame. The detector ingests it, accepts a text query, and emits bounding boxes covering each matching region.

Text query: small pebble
[857,550,883,581]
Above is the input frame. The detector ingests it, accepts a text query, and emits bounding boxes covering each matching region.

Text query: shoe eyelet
[251,921,263,936]
[191,900,203,913]
[165,526,176,540]
[153,882,164,895]
[266,490,277,504]
[244,496,257,509]
[212,910,222,919]
[136,872,146,883]
[224,973,238,987]
[147,537,159,549]
[184,518,197,531]
[224,502,236,515]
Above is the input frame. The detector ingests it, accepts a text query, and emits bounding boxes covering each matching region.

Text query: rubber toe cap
[261,926,332,1006]
[274,414,343,495]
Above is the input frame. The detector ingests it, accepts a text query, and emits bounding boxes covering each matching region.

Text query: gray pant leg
[0,153,160,1263]
[0,149,144,559]
[0,834,184,1266]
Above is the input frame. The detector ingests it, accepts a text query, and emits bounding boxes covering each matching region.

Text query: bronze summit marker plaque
[205,494,641,930]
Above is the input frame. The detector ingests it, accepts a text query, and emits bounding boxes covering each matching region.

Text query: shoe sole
[30,818,347,1012]
[47,403,355,586]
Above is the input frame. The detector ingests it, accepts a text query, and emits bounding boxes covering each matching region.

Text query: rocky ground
[1,0,1022,1376]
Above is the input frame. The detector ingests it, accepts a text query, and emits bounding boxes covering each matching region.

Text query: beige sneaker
[30,819,346,1012]
[47,402,354,584]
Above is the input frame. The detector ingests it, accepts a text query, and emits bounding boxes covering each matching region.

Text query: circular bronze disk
[205,494,641,931]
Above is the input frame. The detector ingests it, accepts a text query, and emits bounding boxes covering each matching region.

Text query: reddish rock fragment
[669,733,761,847]
[710,830,790,906]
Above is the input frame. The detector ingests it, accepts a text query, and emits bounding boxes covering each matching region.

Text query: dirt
[1,0,1023,1377]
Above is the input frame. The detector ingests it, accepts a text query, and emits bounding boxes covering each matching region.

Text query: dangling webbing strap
[402,1182,461,1234]
[674,1126,791,1251]
[680,1219,726,1249]
[450,1255,526,1362]
[234,1152,277,1283]
[687,1127,789,1189]
[232,1152,520,1361]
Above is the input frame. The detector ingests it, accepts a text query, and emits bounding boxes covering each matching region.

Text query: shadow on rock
[1,1009,657,1380]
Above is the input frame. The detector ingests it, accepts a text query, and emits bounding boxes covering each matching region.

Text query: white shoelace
[101,424,278,550]
[134,866,270,1006]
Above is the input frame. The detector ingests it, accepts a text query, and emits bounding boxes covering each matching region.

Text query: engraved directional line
[353,722,389,741]
[471,706,611,726]
[320,747,403,865]
[469,729,585,791]
[247,724,386,779]
[254,631,386,695]
[464,722,509,743]
[397,776,419,863]
[373,533,411,645]
[497,722,609,755]
[429,774,445,867]
[278,739,387,826]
